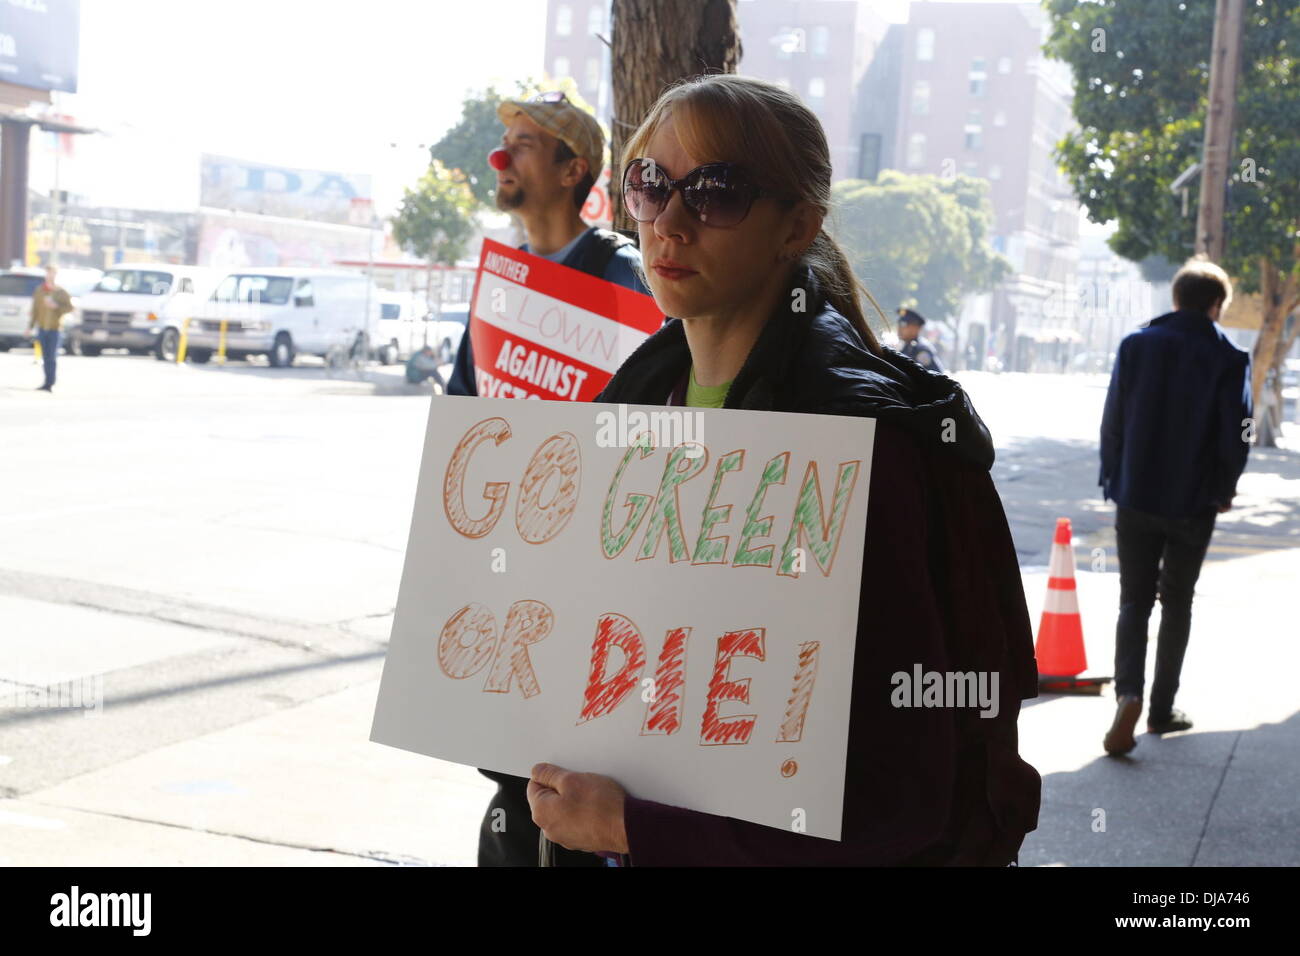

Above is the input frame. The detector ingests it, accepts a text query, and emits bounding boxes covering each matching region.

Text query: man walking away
[27,266,73,392]
[1099,256,1252,756]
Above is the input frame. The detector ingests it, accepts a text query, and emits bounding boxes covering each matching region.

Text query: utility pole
[1195,0,1246,262]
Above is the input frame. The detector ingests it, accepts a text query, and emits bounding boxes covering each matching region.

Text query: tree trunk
[609,0,742,231]
[1250,257,1300,448]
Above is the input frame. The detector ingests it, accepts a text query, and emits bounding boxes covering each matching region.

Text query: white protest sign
[370,396,876,840]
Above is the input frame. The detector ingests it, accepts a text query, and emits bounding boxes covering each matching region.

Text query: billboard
[195,208,373,271]
[0,0,80,93]
[199,154,373,226]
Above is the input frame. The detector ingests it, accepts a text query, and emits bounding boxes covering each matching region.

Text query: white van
[186,269,380,367]
[0,266,102,352]
[374,291,425,365]
[73,264,217,360]
[428,302,469,364]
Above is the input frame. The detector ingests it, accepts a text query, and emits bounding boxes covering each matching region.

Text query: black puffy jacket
[588,265,1041,866]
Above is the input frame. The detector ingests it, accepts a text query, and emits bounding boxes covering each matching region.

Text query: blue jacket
[446,227,648,396]
[1099,309,1252,518]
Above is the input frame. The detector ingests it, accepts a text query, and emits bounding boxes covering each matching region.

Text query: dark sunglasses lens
[684,167,752,226]
[623,162,668,222]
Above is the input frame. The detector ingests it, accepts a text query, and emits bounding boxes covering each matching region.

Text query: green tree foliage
[1045,0,1300,434]
[832,171,1010,331]
[390,161,476,266]
[430,77,592,210]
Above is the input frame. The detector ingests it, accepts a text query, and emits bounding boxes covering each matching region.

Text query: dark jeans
[1113,504,1217,721]
[37,329,60,388]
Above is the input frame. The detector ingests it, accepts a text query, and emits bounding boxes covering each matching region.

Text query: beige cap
[497,96,606,180]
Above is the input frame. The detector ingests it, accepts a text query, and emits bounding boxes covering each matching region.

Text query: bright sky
[41,0,548,215]
[35,0,1037,216]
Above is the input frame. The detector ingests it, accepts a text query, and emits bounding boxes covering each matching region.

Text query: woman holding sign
[523,74,1041,866]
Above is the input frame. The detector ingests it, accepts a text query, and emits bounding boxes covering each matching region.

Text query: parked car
[186,269,380,367]
[428,303,469,365]
[0,266,102,353]
[373,292,424,365]
[70,264,218,360]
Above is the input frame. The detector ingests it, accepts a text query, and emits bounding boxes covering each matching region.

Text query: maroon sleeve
[621,422,958,866]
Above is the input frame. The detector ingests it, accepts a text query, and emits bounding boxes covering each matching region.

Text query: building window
[994,109,1007,127]
[911,80,930,115]
[775,25,804,60]
[553,56,570,79]
[588,3,604,35]
[808,77,826,101]
[989,164,1003,180]
[811,25,830,58]
[859,132,883,180]
[585,56,600,92]
[556,3,572,36]
[916,27,935,62]
[997,55,1012,74]
[963,162,980,177]
[969,57,987,96]
[907,133,927,168]
[964,111,983,150]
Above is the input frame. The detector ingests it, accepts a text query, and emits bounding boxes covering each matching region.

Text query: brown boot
[1104,695,1143,756]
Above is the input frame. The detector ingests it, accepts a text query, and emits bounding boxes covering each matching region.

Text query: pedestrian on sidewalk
[404,345,445,392]
[519,73,1041,867]
[1100,256,1252,756]
[26,265,73,392]
[896,307,944,372]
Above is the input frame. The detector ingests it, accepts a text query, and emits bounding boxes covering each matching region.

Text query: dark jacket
[478,265,1040,866]
[1100,310,1252,518]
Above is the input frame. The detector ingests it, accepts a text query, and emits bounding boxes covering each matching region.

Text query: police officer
[897,307,943,372]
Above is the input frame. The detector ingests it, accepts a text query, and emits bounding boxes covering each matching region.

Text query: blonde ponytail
[803,231,887,355]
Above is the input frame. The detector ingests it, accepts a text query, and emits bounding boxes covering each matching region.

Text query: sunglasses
[622,159,777,227]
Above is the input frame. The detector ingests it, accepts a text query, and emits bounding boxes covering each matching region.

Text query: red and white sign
[580,166,613,227]
[467,239,662,402]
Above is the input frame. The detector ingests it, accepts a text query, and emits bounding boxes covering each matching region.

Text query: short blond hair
[1172,256,1232,315]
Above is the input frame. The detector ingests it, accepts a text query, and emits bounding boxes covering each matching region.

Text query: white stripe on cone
[1043,588,1080,615]
[1044,536,1081,615]
[1047,537,1076,578]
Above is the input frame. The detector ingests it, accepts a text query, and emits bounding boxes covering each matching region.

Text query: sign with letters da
[370,396,876,840]
[466,239,662,401]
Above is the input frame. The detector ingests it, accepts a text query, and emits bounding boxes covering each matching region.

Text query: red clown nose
[488,147,511,171]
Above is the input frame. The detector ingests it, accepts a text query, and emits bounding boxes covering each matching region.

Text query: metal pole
[51,115,63,266]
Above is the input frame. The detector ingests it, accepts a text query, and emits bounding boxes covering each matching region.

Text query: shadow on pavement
[1020,708,1300,866]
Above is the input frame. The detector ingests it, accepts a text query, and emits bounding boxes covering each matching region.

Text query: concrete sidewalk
[5,543,1295,866]
[0,680,492,867]
[1017,545,1300,866]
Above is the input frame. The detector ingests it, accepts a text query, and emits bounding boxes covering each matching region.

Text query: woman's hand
[525,763,630,855]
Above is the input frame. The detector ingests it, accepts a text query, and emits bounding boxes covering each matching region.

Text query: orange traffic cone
[1035,517,1110,694]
